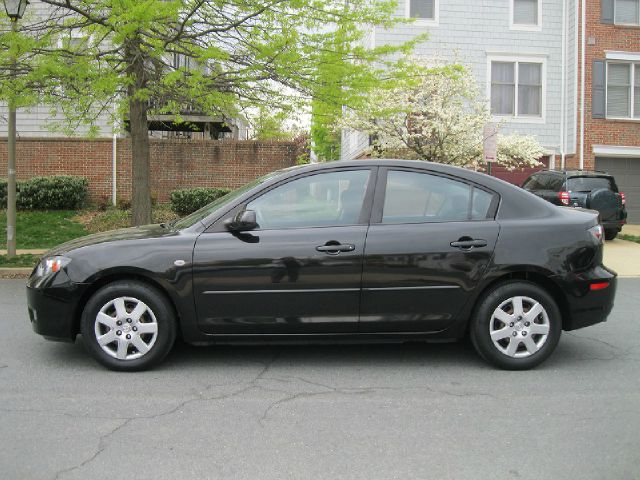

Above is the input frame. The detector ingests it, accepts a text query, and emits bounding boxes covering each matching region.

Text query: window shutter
[592,60,606,118]
[601,0,614,23]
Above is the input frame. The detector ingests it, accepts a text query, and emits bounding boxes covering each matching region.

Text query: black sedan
[27,160,617,371]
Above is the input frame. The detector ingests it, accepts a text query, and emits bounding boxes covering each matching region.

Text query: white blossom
[340,61,547,170]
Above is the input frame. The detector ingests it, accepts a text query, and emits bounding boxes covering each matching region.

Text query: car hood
[45,224,174,257]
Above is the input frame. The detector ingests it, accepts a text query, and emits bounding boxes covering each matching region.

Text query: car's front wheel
[81,280,177,371]
[470,281,562,370]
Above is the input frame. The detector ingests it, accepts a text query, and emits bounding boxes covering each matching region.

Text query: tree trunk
[126,37,152,226]
[129,95,152,226]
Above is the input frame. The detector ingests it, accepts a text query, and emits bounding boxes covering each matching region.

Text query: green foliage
[0,210,87,249]
[252,108,295,140]
[0,176,88,210]
[170,188,231,216]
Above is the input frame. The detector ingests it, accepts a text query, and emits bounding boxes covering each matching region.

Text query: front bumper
[556,265,617,331]
[26,271,87,342]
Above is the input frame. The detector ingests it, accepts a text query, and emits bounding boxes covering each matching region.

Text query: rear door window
[381,170,495,224]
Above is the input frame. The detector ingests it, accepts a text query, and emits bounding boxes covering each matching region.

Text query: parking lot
[1,278,639,480]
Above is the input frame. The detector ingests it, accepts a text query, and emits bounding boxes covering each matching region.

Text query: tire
[80,280,177,371]
[469,281,562,370]
[604,229,618,241]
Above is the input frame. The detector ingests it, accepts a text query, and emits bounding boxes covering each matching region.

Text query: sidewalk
[622,224,640,236]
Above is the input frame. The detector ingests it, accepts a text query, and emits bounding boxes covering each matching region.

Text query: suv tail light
[620,192,626,205]
[588,224,603,243]
[558,191,570,205]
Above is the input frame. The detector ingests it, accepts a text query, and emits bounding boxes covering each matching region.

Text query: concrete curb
[0,268,32,279]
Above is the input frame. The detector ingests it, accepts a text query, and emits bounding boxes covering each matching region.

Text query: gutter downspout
[560,0,567,170]
[579,0,586,170]
[112,128,117,206]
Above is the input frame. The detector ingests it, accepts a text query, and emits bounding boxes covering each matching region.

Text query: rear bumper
[555,266,617,331]
[26,272,86,342]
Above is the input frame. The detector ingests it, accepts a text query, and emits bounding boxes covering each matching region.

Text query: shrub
[170,187,231,215]
[1,176,88,210]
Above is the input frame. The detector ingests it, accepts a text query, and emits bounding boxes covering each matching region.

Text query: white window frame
[605,60,640,121]
[614,0,640,26]
[487,54,547,123]
[509,0,543,31]
[405,0,439,27]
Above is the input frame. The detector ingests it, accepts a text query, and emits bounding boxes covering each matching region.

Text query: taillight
[590,282,610,291]
[587,224,603,243]
[558,191,570,205]
[620,192,626,205]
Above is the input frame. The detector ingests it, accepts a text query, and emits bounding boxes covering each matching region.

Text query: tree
[2,0,418,225]
[341,61,548,170]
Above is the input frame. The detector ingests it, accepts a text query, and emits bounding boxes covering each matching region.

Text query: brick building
[569,0,640,222]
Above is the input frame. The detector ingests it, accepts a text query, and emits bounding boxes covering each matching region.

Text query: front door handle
[450,238,488,250]
[316,243,356,255]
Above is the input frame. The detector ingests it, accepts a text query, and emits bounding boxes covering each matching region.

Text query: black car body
[27,160,617,371]
[522,170,627,240]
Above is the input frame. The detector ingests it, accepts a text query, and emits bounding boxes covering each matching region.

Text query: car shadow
[40,333,617,373]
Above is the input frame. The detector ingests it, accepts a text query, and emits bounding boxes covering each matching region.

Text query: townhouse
[341,0,639,222]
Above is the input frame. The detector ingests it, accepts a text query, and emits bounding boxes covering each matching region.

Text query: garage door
[595,157,640,224]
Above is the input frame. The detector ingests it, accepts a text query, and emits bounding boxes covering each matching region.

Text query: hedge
[1,176,88,210]
[170,187,231,215]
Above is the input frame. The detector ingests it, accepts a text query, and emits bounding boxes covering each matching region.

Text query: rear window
[567,176,616,192]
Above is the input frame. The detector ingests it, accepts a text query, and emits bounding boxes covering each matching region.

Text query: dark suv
[522,170,627,240]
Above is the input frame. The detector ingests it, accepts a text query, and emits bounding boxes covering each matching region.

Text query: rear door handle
[316,243,356,255]
[450,238,487,249]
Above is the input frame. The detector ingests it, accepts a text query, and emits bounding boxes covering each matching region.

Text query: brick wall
[568,0,640,169]
[0,138,298,203]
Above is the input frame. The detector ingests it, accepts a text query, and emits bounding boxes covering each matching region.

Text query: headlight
[35,256,71,277]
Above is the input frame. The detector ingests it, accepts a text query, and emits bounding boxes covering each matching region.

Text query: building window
[490,61,543,117]
[607,62,640,118]
[406,0,438,24]
[615,0,640,25]
[513,0,540,26]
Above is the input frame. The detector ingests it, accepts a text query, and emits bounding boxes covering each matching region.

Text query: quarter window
[247,170,370,230]
[615,0,640,25]
[607,62,640,119]
[381,170,494,224]
[491,61,543,117]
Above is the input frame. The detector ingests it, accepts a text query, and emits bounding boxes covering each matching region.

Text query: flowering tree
[341,62,547,170]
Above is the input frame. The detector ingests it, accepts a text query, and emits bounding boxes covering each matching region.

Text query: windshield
[171,168,292,229]
[567,176,615,192]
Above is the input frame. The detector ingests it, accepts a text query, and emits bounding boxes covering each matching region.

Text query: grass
[619,234,640,244]
[0,210,88,250]
[0,205,181,252]
[0,254,40,268]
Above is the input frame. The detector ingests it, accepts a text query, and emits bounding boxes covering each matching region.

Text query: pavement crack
[565,332,618,350]
[53,418,131,480]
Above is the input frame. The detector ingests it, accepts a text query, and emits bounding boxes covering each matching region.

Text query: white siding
[341,0,578,159]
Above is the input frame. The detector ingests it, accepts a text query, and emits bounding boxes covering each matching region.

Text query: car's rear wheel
[470,281,562,370]
[81,281,176,371]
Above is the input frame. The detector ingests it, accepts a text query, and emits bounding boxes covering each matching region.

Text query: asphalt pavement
[1,279,639,480]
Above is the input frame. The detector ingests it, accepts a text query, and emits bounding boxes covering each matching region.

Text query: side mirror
[225,209,258,232]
